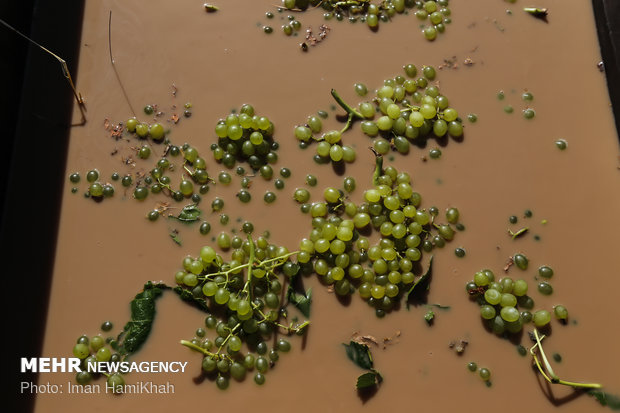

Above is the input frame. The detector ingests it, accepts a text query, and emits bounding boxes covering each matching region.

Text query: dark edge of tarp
[592,0,620,143]
[1,1,85,412]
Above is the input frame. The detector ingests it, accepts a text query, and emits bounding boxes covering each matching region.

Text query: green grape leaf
[405,255,434,308]
[588,389,620,410]
[356,370,383,390]
[117,282,170,356]
[343,341,373,370]
[287,287,312,317]
[169,229,182,245]
[172,286,209,311]
[169,204,202,223]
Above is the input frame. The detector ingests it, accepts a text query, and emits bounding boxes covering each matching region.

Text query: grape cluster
[356,64,463,154]
[68,169,116,199]
[415,1,452,41]
[127,141,215,208]
[72,102,214,208]
[295,64,464,165]
[126,118,166,142]
[70,141,214,219]
[174,235,309,389]
[297,155,461,317]
[467,362,492,385]
[465,263,567,337]
[184,321,294,389]
[294,114,356,165]
[273,0,451,41]
[211,104,280,172]
[71,332,125,390]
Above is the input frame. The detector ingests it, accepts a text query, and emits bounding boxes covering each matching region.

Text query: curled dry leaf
[351,332,379,347]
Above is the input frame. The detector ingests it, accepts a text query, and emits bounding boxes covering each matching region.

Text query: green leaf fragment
[287,286,312,317]
[169,229,182,245]
[588,390,620,410]
[356,370,383,390]
[406,255,434,307]
[173,286,209,311]
[524,7,548,20]
[169,204,202,223]
[117,282,169,356]
[343,341,373,370]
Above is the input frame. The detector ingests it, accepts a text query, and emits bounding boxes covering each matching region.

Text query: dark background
[1,1,618,412]
[1,1,85,412]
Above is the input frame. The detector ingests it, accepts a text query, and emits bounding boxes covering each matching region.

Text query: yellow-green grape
[295,125,312,141]
[329,144,344,162]
[484,288,501,305]
[553,305,568,320]
[149,123,165,141]
[500,293,517,308]
[423,26,437,40]
[135,122,149,137]
[73,343,90,359]
[89,183,103,197]
[96,347,111,362]
[500,306,520,323]
[443,108,458,122]
[409,111,425,127]
[324,130,341,144]
[126,118,138,132]
[533,310,551,327]
[479,368,491,381]
[371,285,385,299]
[512,279,528,296]
[473,271,490,287]
[480,305,496,320]
[179,179,194,196]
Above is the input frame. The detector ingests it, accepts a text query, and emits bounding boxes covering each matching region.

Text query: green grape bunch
[275,0,452,40]
[174,235,309,389]
[465,262,567,337]
[295,64,464,166]
[71,330,126,391]
[298,152,462,317]
[212,104,280,171]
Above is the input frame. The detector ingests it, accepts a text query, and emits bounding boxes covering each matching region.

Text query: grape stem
[331,89,364,132]
[529,329,602,389]
[370,147,384,186]
[198,250,299,283]
[180,339,210,355]
[183,164,216,184]
[508,227,529,240]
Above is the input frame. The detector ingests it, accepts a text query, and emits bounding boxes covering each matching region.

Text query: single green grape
[553,305,568,320]
[86,170,99,183]
[538,265,554,278]
[513,253,528,270]
[533,310,551,327]
[538,281,553,295]
[479,368,491,381]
